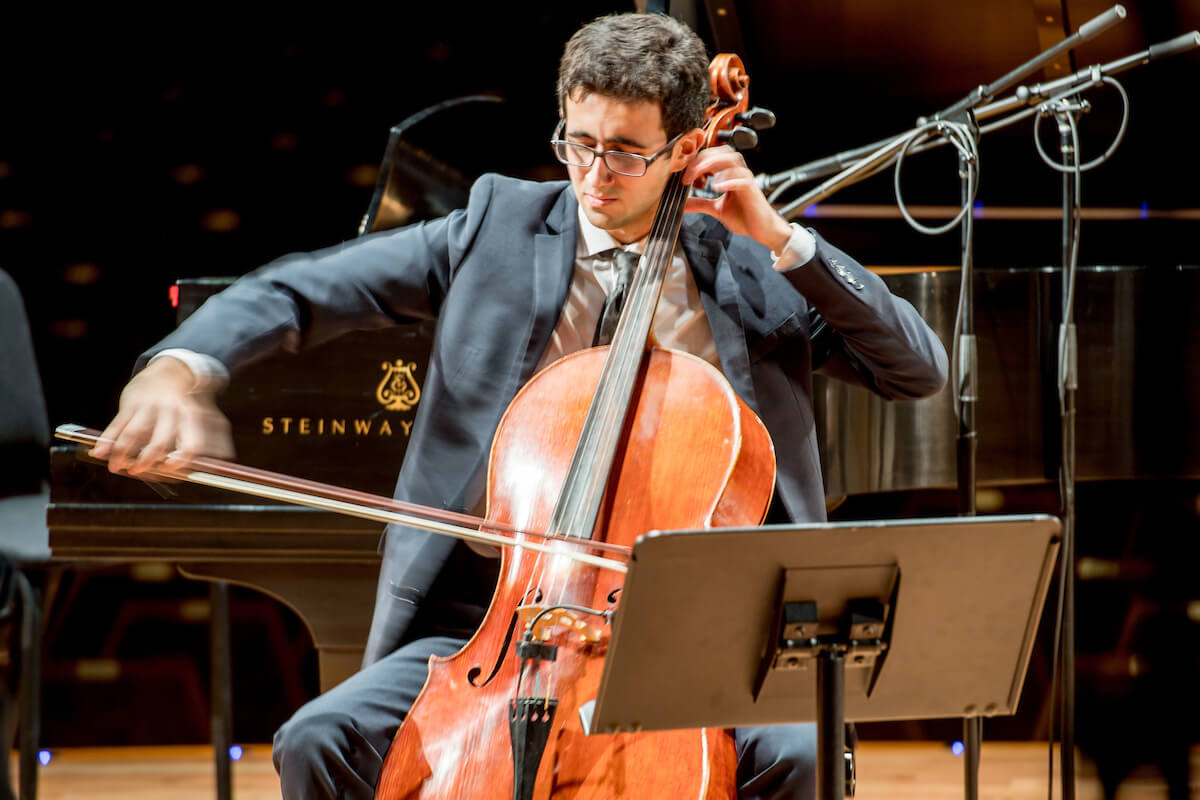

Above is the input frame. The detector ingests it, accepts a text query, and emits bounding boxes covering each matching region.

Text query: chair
[0,267,50,800]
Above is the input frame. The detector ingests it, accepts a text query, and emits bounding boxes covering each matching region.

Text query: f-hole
[466,588,546,687]
[468,610,520,688]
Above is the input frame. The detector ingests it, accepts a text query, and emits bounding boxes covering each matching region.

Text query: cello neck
[543,171,690,543]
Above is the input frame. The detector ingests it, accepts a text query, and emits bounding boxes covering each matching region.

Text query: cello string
[527,152,684,627]
[541,168,693,664]
[545,173,686,578]
[501,149,694,700]
[548,167,690,549]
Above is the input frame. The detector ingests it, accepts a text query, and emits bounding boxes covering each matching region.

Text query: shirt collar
[576,205,643,258]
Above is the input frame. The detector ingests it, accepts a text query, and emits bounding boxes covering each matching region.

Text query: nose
[584,154,615,183]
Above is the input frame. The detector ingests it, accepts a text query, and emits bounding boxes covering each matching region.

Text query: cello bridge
[517,605,606,644]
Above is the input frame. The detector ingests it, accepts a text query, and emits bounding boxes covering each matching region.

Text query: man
[96,12,947,799]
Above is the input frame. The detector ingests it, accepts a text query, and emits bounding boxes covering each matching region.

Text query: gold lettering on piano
[260,417,411,437]
[376,359,421,412]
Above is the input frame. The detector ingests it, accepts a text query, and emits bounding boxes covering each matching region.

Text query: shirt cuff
[771,223,817,271]
[148,348,230,393]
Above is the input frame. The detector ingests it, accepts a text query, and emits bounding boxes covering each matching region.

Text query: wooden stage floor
[10,742,1196,799]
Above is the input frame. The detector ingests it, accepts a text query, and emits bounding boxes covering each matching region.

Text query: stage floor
[9,742,1195,799]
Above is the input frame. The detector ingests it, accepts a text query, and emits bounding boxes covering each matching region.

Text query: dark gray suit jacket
[144,173,947,664]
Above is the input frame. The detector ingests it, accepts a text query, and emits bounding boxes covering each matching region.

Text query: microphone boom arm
[768,29,1200,218]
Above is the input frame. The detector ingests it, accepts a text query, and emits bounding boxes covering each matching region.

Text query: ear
[669,128,706,172]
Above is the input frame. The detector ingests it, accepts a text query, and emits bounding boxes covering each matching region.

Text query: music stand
[585,514,1061,800]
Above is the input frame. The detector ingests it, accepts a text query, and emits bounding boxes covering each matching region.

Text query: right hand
[93,356,234,477]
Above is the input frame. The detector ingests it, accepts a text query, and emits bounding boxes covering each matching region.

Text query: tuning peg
[736,107,776,131]
[717,126,758,150]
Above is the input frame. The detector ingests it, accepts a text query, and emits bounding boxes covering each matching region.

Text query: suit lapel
[522,185,579,381]
[679,220,761,414]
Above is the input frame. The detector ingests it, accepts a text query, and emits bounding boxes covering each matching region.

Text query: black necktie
[592,248,639,347]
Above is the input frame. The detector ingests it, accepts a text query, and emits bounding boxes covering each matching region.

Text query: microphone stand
[756,14,1200,800]
[956,146,981,800]
[1054,102,1081,800]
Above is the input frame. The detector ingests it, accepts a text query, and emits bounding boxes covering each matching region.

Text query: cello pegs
[736,106,776,131]
[717,126,758,150]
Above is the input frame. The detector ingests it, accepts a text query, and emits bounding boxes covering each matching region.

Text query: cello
[373,53,776,799]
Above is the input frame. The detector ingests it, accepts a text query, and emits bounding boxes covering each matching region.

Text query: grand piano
[47,118,1200,688]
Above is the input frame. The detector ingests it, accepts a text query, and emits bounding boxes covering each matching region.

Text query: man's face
[561,91,693,244]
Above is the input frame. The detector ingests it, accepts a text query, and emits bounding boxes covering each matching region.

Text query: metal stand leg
[1060,474,1076,800]
[16,575,40,800]
[816,651,846,800]
[964,717,982,800]
[210,582,233,800]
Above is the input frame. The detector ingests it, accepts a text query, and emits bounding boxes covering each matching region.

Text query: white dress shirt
[532,206,816,374]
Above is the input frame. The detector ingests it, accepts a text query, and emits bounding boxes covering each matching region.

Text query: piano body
[48,300,436,690]
[818,264,1200,498]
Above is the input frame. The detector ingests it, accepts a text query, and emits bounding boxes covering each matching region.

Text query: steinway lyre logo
[376,359,421,412]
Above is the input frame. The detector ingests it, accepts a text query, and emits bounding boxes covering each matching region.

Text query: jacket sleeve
[135,175,500,374]
[781,229,948,400]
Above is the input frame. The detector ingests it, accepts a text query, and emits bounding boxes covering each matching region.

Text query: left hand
[681,145,792,253]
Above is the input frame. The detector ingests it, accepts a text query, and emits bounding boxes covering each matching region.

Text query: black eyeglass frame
[549,118,686,177]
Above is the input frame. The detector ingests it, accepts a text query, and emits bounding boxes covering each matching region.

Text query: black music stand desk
[586,514,1061,799]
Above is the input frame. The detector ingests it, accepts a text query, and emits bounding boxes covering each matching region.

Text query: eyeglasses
[550,118,684,177]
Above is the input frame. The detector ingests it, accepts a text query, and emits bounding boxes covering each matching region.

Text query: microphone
[986,30,1200,119]
[1077,4,1127,42]
[929,4,1128,122]
[1148,31,1200,61]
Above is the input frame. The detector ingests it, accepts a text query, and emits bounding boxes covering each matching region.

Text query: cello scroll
[703,53,776,151]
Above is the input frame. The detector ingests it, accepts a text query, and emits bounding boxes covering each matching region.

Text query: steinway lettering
[261,417,414,436]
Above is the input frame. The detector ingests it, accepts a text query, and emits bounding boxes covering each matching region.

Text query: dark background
[2,0,1198,787]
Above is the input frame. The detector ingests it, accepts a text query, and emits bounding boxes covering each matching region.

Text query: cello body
[375,346,775,799]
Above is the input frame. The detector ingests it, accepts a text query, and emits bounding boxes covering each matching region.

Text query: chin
[583,207,620,230]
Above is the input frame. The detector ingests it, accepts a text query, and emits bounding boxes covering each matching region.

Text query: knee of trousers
[735,722,818,800]
[273,708,382,784]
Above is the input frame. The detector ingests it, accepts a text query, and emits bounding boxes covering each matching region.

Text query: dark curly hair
[556,13,711,139]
